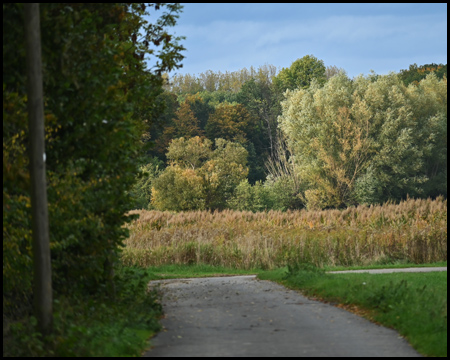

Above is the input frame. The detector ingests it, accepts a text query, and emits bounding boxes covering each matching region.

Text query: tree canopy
[132,56,447,212]
[278,72,447,209]
[399,63,447,86]
[273,55,327,92]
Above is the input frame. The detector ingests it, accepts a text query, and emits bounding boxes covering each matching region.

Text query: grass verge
[258,264,447,357]
[145,263,258,280]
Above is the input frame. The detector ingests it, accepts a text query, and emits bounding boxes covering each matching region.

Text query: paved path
[143,274,424,357]
[327,267,447,274]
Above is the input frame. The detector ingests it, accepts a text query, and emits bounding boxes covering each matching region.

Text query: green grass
[134,261,447,280]
[258,264,447,357]
[145,263,258,280]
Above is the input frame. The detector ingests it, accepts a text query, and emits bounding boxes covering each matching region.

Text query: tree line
[132,57,447,211]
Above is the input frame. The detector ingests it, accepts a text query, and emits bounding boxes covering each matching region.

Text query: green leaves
[278,72,447,209]
[129,158,164,210]
[3,3,186,301]
[167,136,213,169]
[273,55,327,92]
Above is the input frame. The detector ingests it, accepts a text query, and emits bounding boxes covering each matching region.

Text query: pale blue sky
[165,3,447,79]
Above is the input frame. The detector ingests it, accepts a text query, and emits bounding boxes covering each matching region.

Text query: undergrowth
[3,266,162,357]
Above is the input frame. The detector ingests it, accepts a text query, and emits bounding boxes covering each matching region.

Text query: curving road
[142,274,424,357]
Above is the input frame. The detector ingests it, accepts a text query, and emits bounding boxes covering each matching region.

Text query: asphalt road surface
[327,267,447,274]
[142,273,428,357]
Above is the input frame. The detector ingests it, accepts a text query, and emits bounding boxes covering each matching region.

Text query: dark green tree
[236,78,280,182]
[146,90,180,162]
[183,93,215,131]
[3,3,185,306]
[399,63,447,86]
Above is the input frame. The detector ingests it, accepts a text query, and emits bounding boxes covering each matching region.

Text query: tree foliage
[183,93,215,130]
[236,78,280,182]
[142,58,447,212]
[325,65,347,80]
[399,63,447,86]
[204,138,249,209]
[166,64,278,94]
[151,137,248,210]
[129,157,164,209]
[151,58,345,185]
[145,90,179,160]
[273,55,327,92]
[173,101,204,138]
[3,3,185,306]
[278,72,447,209]
[138,58,447,214]
[205,103,256,144]
[166,136,213,170]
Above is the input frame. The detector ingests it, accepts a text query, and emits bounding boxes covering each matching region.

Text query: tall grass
[121,197,447,269]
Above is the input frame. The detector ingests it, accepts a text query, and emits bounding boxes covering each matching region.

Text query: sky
[163,3,447,79]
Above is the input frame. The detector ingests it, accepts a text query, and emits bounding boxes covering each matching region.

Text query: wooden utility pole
[24,3,53,335]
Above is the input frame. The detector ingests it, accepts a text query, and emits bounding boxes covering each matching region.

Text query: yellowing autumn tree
[173,102,203,138]
[278,72,447,209]
[151,136,248,210]
[206,103,256,144]
[166,136,213,169]
[202,138,249,209]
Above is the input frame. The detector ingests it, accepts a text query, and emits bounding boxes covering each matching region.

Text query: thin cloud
[171,7,447,78]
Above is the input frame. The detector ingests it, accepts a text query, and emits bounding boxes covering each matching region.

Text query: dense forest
[132,57,447,211]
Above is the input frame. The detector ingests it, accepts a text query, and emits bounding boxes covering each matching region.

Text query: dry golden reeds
[121,197,447,269]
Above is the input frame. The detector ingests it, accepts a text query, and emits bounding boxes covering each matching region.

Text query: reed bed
[121,197,447,269]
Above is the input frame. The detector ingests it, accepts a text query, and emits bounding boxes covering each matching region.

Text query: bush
[4,266,163,357]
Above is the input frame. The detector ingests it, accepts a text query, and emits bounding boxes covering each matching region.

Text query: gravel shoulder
[142,271,427,357]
